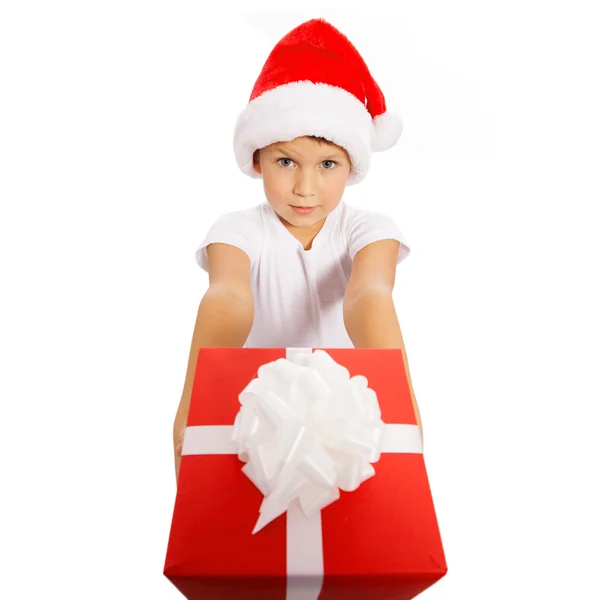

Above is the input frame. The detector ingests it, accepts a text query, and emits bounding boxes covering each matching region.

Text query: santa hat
[233,18,403,185]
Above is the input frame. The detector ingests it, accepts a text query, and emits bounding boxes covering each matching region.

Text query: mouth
[290,205,316,214]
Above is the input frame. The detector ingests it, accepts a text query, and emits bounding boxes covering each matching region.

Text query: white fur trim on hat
[234,81,374,186]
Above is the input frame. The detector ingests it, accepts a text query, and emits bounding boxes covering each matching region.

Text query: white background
[1,1,599,598]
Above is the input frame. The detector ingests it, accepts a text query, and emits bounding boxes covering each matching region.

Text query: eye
[322,160,337,169]
[277,158,295,168]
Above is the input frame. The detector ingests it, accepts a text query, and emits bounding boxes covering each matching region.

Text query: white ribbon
[181,348,423,600]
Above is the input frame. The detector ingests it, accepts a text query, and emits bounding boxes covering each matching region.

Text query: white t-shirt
[195,201,411,348]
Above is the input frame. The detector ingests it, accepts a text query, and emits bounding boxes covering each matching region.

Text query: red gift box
[164,347,447,599]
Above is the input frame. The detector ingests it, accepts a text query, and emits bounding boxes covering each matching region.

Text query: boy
[173,18,423,482]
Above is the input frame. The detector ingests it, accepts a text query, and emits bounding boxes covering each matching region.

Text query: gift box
[164,347,447,600]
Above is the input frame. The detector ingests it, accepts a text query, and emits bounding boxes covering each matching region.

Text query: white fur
[372,109,403,152]
[233,81,375,186]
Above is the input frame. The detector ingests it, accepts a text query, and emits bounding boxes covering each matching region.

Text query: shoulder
[342,203,399,231]
[195,203,266,271]
[339,203,411,265]
[210,203,265,231]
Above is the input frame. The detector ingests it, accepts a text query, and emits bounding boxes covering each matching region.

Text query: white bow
[231,349,385,534]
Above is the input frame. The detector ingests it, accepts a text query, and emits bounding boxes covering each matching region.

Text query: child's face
[253,136,351,231]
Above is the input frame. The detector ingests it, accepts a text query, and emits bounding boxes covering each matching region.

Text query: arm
[343,239,423,440]
[173,243,254,483]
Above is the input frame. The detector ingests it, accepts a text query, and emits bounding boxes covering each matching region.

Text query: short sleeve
[194,210,263,272]
[346,209,411,265]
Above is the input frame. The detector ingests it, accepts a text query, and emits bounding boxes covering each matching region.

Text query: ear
[252,150,262,175]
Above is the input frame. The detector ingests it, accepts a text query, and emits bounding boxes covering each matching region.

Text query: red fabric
[249,18,386,119]
[164,348,447,599]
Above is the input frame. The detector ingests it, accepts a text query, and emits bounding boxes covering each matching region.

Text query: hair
[253,136,334,164]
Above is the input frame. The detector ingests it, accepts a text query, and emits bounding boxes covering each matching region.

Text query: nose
[293,170,316,198]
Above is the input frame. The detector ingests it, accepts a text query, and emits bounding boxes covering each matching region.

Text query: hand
[175,429,185,456]
[174,428,185,484]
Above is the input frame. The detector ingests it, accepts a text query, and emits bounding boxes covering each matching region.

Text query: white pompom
[372,109,403,152]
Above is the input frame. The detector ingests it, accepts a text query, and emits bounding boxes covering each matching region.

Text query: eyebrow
[322,152,346,160]
[272,146,346,160]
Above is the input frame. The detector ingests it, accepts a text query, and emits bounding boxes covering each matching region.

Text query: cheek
[263,174,289,200]
[323,174,347,197]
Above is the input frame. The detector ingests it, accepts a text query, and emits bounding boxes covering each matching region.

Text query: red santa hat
[233,18,403,185]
